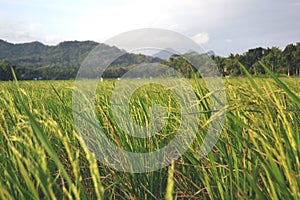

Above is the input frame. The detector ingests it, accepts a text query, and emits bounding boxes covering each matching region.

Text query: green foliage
[162,55,197,78]
[0,40,161,80]
[214,43,300,76]
[0,72,299,199]
[0,60,15,80]
[1,39,300,80]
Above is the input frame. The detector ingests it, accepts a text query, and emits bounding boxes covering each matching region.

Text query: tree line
[0,42,299,81]
[0,39,161,80]
[213,43,300,76]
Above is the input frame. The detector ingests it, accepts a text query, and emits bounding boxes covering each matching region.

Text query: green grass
[0,74,299,199]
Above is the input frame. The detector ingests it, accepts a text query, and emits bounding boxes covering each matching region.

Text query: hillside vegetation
[1,40,300,80]
[0,40,161,80]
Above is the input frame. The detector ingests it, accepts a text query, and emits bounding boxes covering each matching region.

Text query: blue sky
[0,0,300,56]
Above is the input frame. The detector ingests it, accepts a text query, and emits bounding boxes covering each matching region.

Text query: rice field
[0,72,299,199]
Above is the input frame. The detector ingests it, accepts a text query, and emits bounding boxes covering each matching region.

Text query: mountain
[0,39,162,80]
[206,50,215,57]
[0,39,162,69]
[152,48,178,60]
[0,40,102,69]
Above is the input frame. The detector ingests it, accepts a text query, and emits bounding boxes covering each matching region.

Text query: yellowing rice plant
[0,71,299,199]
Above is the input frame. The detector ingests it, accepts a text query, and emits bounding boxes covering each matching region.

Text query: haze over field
[0,0,300,56]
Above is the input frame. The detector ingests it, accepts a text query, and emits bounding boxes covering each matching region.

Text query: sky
[0,0,300,56]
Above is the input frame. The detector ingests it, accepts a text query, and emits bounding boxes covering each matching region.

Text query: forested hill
[0,39,100,68]
[0,39,299,80]
[0,39,161,80]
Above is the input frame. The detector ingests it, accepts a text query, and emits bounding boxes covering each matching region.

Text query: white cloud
[1,0,300,55]
[0,20,43,43]
[192,32,209,44]
[44,34,64,44]
[29,23,42,32]
[0,0,247,45]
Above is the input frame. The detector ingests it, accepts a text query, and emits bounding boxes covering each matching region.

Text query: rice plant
[0,65,299,199]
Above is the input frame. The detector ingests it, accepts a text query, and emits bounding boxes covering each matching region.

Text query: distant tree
[282,44,296,76]
[162,55,196,78]
[241,47,264,70]
[0,60,15,80]
[224,54,240,76]
[213,56,226,75]
[1,40,300,79]
[294,43,300,76]
[260,47,281,73]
